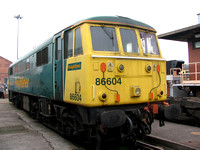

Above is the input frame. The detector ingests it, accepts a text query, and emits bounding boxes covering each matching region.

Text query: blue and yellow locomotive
[8,16,179,149]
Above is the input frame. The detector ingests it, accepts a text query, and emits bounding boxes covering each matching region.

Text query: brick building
[158,17,200,96]
[0,56,12,84]
[158,23,200,63]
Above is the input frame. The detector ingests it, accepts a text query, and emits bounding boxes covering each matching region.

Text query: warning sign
[108,62,113,72]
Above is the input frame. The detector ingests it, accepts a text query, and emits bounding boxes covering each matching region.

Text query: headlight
[135,88,141,95]
[130,86,141,97]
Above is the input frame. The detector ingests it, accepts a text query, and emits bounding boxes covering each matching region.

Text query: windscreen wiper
[101,26,114,45]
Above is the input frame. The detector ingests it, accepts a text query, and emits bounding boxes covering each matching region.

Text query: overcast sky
[1,0,200,63]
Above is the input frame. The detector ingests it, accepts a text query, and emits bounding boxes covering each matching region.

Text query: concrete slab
[0,98,81,150]
[151,120,200,149]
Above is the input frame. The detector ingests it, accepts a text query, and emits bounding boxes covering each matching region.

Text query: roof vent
[197,13,200,24]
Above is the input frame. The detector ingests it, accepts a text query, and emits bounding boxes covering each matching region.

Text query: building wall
[0,56,12,84]
[188,42,200,80]
[188,42,200,63]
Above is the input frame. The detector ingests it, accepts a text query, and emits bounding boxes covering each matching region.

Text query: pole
[14,15,22,60]
[17,18,19,60]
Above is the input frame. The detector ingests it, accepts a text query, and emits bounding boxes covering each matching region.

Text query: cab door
[53,36,63,100]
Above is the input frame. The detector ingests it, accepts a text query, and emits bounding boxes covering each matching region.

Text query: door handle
[55,81,57,89]
[55,64,57,71]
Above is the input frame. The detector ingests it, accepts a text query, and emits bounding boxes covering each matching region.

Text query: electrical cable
[103,72,118,94]
[150,71,161,93]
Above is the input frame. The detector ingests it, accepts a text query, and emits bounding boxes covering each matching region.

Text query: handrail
[170,62,200,86]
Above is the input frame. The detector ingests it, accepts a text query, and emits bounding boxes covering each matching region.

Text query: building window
[75,28,83,56]
[194,41,200,49]
[36,47,48,67]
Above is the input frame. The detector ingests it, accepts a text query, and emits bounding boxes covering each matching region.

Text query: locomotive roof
[10,37,53,67]
[71,16,156,32]
[10,16,156,67]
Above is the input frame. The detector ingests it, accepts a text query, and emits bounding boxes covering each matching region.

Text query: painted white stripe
[91,55,166,61]
[92,85,95,100]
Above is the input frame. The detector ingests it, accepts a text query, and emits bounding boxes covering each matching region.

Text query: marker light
[157,90,164,97]
[116,94,120,102]
[102,93,107,99]
[145,65,151,73]
[150,92,154,100]
[101,63,106,72]
[99,92,107,101]
[118,64,124,72]
[157,64,160,72]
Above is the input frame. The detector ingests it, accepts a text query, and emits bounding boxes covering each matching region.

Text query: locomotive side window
[64,30,73,59]
[90,26,118,52]
[75,28,83,56]
[140,32,159,55]
[36,47,48,67]
[56,37,61,60]
[37,51,42,66]
[120,28,139,53]
[13,64,18,74]
[26,58,30,70]
[9,67,13,75]
[18,61,26,73]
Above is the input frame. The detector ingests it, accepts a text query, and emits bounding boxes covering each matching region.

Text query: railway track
[42,120,197,150]
[136,140,165,150]
[144,135,196,150]
[74,135,196,150]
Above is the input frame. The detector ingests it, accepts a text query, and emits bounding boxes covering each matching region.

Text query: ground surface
[0,98,80,150]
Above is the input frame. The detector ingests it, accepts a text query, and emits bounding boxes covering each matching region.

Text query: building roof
[158,24,200,42]
[0,56,12,64]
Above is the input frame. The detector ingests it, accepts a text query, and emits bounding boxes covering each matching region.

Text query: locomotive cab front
[63,18,167,107]
[61,17,180,147]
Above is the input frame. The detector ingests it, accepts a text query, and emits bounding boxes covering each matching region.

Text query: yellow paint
[63,23,167,107]
[15,77,29,89]
[93,62,99,71]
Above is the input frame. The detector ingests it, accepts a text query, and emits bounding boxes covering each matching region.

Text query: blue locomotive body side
[9,38,54,99]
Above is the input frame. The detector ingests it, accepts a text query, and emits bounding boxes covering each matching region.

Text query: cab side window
[56,37,61,60]
[74,28,83,56]
[64,30,73,59]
